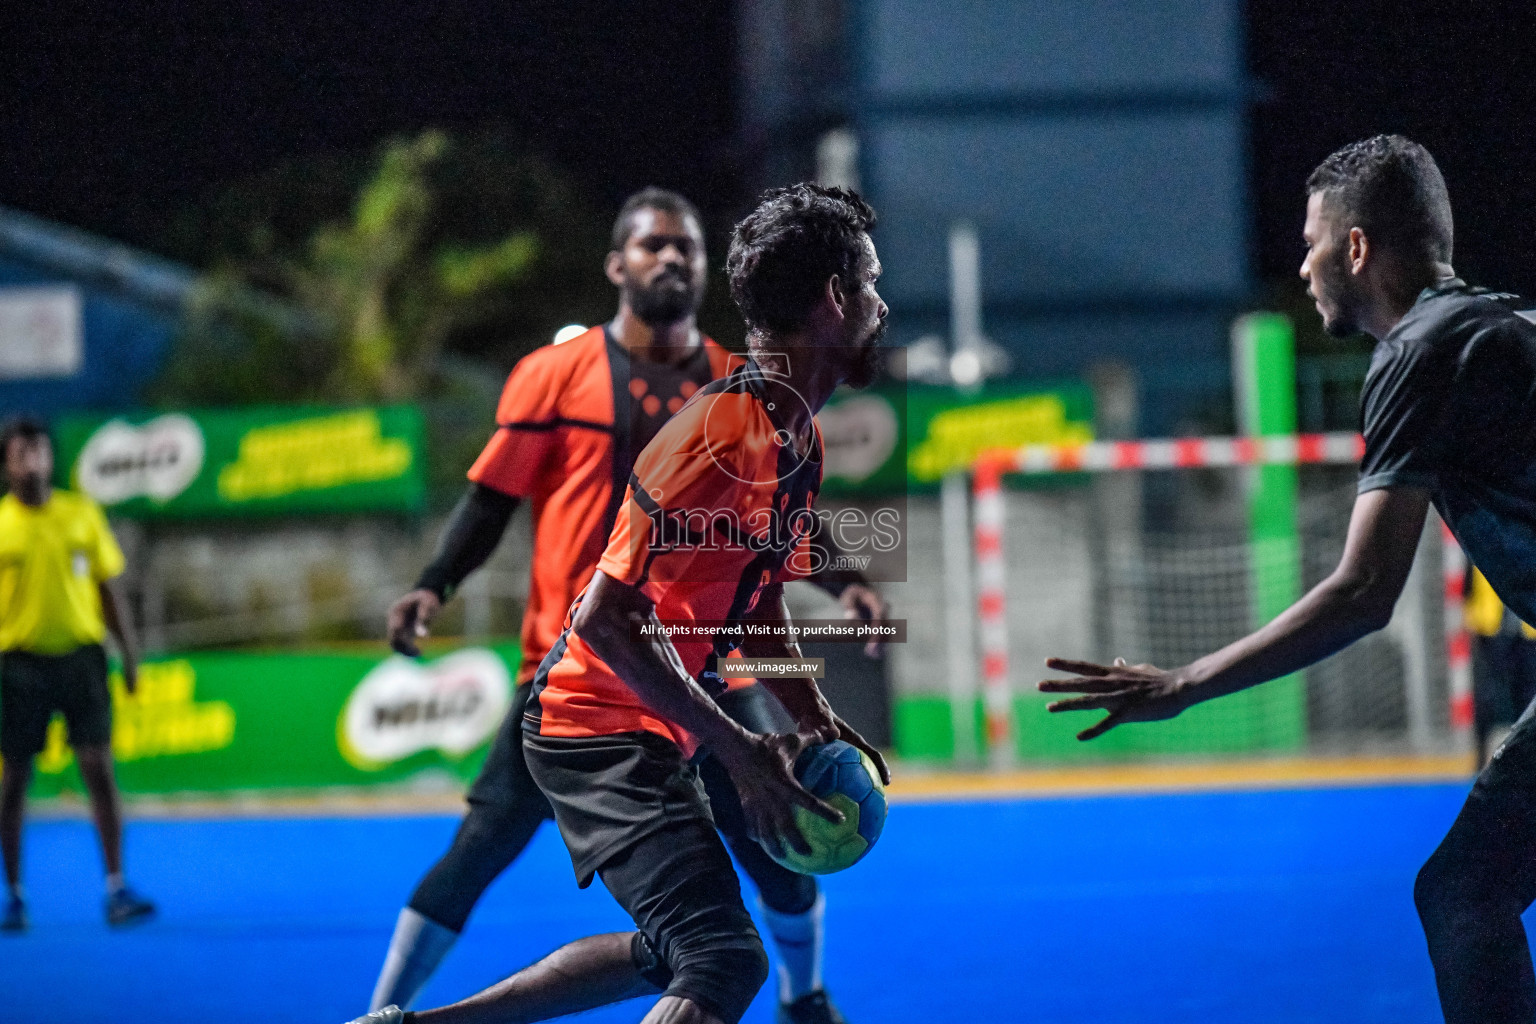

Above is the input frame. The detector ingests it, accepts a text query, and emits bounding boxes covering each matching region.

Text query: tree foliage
[156,130,612,406]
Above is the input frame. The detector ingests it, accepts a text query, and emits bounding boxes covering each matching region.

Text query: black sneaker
[779,989,847,1024]
[0,895,26,933]
[105,886,156,927]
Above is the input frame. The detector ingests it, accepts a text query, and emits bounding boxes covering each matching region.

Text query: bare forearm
[98,581,138,662]
[1183,487,1429,704]
[759,675,833,729]
[1181,572,1394,704]
[578,605,749,755]
[1041,489,1428,741]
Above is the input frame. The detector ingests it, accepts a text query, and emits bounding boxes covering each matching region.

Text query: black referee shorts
[0,644,113,759]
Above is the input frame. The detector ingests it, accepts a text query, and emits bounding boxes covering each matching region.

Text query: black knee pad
[631,932,673,991]
[596,811,772,1024]
[665,932,770,1024]
[644,864,770,1024]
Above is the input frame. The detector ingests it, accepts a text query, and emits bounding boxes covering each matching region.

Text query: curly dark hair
[1306,135,1453,263]
[611,187,702,251]
[726,183,877,335]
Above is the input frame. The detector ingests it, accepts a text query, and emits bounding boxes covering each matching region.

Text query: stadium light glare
[552,324,586,345]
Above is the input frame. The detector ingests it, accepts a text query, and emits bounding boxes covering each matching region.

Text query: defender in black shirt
[1359,280,1536,620]
[1041,135,1536,1023]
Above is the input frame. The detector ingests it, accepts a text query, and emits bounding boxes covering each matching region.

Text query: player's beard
[1316,249,1364,338]
[1321,295,1365,337]
[844,319,886,390]
[627,269,703,326]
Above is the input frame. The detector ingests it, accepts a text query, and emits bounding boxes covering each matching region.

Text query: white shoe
[346,1006,404,1024]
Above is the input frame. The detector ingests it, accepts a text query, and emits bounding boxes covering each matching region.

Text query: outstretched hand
[1038,657,1191,741]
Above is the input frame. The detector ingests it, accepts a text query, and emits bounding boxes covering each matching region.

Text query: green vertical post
[1232,313,1307,749]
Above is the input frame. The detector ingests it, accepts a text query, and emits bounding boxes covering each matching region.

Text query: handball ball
[766,740,887,875]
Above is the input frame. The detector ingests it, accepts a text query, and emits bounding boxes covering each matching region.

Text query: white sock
[370,907,460,1011]
[105,873,125,896]
[759,893,825,1003]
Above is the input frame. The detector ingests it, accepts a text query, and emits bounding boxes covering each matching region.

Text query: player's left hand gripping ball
[765,740,887,874]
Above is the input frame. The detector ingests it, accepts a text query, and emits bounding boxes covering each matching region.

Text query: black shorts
[469,680,787,823]
[523,728,715,888]
[0,644,112,759]
[524,727,766,1023]
[459,680,814,915]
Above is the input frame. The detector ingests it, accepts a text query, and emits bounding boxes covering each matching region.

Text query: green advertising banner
[818,380,1094,496]
[54,405,426,518]
[24,644,521,797]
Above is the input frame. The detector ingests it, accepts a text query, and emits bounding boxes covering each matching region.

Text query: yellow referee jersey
[0,489,125,654]
[1466,567,1536,641]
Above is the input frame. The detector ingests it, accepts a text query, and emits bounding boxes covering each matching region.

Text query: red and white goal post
[956,431,1470,764]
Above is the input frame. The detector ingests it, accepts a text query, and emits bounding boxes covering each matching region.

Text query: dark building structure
[0,205,190,419]
[739,0,1252,434]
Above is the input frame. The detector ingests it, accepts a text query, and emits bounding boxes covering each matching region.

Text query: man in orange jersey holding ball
[369,188,886,1024]
[355,182,889,1024]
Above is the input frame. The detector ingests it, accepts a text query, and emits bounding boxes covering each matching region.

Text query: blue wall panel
[861,0,1242,98]
[739,0,1251,430]
[865,111,1249,308]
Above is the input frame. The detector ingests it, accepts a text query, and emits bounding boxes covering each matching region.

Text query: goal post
[928,430,1470,766]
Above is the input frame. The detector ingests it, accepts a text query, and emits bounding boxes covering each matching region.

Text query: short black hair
[611,187,702,251]
[726,184,877,335]
[1306,134,1453,263]
[0,416,49,458]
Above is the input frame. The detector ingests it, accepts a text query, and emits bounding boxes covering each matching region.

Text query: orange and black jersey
[467,326,741,684]
[526,359,825,755]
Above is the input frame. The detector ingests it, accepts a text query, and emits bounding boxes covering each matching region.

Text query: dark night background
[4,0,1536,293]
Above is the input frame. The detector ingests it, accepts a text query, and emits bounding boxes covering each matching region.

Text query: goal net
[878,439,1464,766]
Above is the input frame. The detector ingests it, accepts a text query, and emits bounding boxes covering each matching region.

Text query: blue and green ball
[765,740,887,875]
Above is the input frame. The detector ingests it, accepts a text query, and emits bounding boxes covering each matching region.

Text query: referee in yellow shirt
[0,417,154,931]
